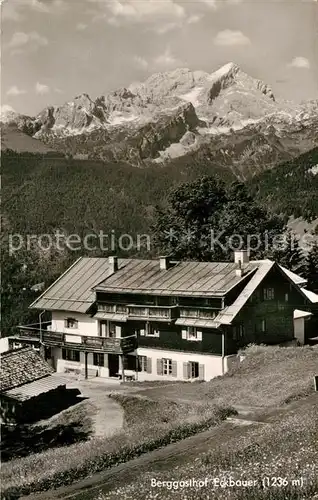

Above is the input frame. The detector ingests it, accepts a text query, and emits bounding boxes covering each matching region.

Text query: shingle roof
[31,257,128,313]
[94,260,258,296]
[0,347,53,392]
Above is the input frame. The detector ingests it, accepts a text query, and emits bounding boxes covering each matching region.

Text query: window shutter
[157,358,163,375]
[140,329,145,336]
[197,330,202,341]
[146,357,152,374]
[181,329,187,340]
[115,325,122,338]
[171,360,178,377]
[199,364,205,381]
[183,362,189,379]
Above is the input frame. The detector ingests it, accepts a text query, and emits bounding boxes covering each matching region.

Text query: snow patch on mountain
[179,87,204,107]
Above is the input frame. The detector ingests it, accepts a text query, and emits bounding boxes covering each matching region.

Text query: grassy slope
[137,345,318,407]
[99,396,318,500]
[2,346,317,499]
[1,395,231,499]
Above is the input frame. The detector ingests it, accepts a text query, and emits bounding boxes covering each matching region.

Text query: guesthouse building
[13,252,318,382]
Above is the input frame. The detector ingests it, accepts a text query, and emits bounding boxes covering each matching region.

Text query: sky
[1,0,318,116]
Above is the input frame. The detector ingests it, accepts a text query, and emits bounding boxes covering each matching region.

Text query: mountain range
[2,62,318,178]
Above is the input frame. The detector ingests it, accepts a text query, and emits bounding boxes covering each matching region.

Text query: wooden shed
[0,347,67,425]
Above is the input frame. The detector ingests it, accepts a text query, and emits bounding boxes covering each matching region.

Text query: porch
[13,324,138,381]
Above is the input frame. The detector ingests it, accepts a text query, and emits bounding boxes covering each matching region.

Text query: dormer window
[65,318,78,329]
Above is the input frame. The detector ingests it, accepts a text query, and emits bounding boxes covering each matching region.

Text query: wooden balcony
[179,308,218,319]
[128,306,176,321]
[17,325,137,354]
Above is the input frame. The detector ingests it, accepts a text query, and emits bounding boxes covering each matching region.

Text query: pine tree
[272,230,307,276]
[305,242,318,292]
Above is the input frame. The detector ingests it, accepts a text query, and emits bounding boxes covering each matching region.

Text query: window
[233,324,244,340]
[188,327,198,340]
[261,319,266,332]
[181,327,202,341]
[109,322,116,338]
[138,355,148,372]
[263,288,275,300]
[65,318,78,329]
[163,358,172,375]
[285,293,289,302]
[189,361,199,379]
[146,322,160,337]
[62,349,80,362]
[93,353,104,367]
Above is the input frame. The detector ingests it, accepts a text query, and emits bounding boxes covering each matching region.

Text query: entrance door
[108,354,119,378]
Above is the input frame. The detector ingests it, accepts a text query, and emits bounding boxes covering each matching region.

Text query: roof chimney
[236,260,243,277]
[108,255,118,274]
[234,249,249,265]
[159,256,170,271]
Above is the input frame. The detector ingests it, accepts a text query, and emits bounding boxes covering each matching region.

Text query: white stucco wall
[294,317,305,345]
[50,311,98,337]
[53,347,111,377]
[135,347,225,381]
[0,337,9,354]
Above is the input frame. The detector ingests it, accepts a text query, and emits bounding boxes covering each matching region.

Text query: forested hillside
[3,147,317,243]
[249,147,318,222]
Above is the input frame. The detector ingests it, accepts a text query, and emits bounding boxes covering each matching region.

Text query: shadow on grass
[1,390,92,462]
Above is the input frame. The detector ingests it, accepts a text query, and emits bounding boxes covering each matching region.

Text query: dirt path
[61,376,124,438]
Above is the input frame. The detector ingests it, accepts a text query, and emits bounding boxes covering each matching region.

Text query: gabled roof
[216,261,311,325]
[94,259,258,296]
[30,257,128,313]
[279,266,307,286]
[0,347,53,392]
[216,260,275,325]
[300,288,318,303]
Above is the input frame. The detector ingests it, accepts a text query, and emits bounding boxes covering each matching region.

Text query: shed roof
[0,347,53,392]
[4,374,66,401]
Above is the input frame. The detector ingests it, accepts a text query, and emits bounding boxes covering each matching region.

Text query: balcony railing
[179,308,218,319]
[17,325,137,354]
[97,304,128,314]
[128,306,174,320]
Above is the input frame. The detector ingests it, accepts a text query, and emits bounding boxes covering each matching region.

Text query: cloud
[35,82,50,95]
[2,0,67,21]
[200,0,217,9]
[90,0,186,30]
[153,48,183,69]
[133,56,149,70]
[76,23,88,31]
[214,29,251,46]
[6,86,27,96]
[8,31,48,50]
[187,14,203,25]
[287,57,311,69]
